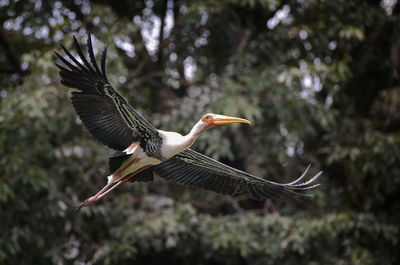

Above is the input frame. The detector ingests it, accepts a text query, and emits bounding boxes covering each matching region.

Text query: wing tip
[101,41,109,80]
[86,32,102,76]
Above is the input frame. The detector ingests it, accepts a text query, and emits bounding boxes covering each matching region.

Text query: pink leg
[97,165,152,198]
[75,182,115,211]
[75,162,151,211]
[94,180,124,200]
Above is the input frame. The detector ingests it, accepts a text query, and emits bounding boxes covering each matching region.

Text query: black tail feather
[108,153,131,174]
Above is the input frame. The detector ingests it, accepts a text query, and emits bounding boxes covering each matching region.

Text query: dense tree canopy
[1,0,399,264]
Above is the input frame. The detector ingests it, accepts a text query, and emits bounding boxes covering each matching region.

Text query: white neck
[182,119,206,147]
[159,119,206,159]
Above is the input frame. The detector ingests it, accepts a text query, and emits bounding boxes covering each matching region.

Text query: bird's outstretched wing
[153,149,321,200]
[55,34,162,158]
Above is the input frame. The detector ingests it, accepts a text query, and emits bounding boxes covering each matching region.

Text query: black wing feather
[86,33,102,76]
[154,149,322,200]
[101,42,109,81]
[55,34,163,157]
[73,35,95,75]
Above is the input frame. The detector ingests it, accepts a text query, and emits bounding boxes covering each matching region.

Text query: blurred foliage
[1,0,400,264]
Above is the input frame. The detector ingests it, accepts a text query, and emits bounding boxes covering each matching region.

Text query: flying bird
[55,34,322,210]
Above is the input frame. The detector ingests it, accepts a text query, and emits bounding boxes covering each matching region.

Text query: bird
[54,33,322,210]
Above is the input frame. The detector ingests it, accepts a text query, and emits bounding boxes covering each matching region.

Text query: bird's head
[185,113,251,146]
[200,113,251,131]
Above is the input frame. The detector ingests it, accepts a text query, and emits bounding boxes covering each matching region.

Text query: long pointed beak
[212,114,251,125]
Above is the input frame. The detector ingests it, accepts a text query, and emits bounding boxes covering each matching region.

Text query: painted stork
[55,34,322,210]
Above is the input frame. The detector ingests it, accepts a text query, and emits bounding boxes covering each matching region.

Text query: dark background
[1,0,399,264]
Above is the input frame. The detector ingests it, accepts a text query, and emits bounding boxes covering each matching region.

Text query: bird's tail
[107,175,114,184]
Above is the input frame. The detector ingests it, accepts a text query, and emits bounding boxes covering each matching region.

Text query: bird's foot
[75,195,98,211]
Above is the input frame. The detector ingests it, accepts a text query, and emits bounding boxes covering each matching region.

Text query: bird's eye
[202,114,213,122]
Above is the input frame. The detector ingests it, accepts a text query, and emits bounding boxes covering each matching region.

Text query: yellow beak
[212,114,251,125]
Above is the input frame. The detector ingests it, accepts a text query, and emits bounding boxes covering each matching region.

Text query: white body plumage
[107,120,206,184]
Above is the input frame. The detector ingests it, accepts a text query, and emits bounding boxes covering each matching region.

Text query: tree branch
[130,71,166,87]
